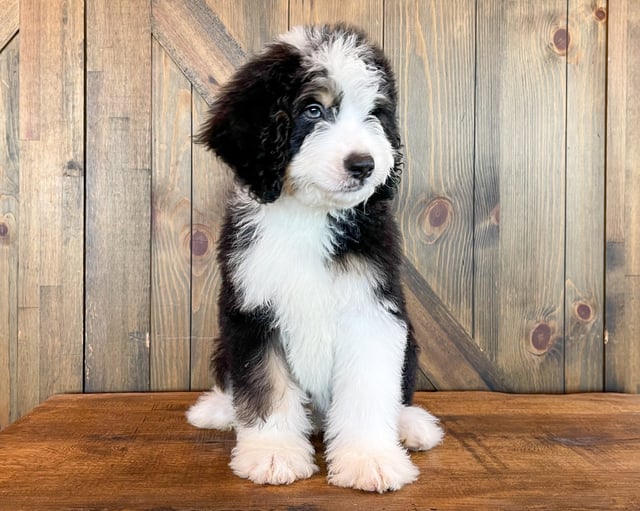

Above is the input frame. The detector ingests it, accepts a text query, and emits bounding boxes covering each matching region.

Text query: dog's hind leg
[398,405,444,451]
[186,387,236,430]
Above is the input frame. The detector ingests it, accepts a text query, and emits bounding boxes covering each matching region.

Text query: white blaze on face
[281,27,395,210]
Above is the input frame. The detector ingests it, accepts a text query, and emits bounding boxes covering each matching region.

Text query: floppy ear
[197,44,303,203]
[370,51,404,202]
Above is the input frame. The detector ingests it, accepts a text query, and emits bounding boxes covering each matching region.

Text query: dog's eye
[304,104,324,120]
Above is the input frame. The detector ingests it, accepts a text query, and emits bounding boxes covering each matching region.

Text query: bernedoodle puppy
[187,24,444,493]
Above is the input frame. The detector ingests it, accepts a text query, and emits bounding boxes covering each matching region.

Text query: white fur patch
[230,429,318,485]
[231,195,335,410]
[287,115,394,209]
[278,26,394,210]
[185,387,235,430]
[320,286,415,492]
[398,405,445,451]
[327,444,419,493]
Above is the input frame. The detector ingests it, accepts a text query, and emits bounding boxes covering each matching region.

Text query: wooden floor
[0,392,639,510]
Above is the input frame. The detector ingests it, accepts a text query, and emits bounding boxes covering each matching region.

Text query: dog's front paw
[398,405,444,451]
[327,444,419,493]
[230,436,319,485]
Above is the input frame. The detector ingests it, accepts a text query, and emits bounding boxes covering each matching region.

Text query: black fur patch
[196,43,306,203]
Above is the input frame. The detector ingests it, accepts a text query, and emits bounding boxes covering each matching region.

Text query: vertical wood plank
[85,0,152,392]
[0,36,18,427]
[475,1,567,392]
[385,0,475,335]
[17,0,84,418]
[564,0,606,392]
[150,39,192,391]
[16,2,40,420]
[606,0,640,393]
[189,0,287,389]
[289,0,383,44]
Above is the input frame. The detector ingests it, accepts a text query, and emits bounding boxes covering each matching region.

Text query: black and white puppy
[187,24,444,493]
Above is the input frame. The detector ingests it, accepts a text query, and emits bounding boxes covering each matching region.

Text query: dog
[187,24,444,493]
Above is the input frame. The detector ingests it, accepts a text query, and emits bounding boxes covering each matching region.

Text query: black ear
[370,52,404,202]
[196,43,303,203]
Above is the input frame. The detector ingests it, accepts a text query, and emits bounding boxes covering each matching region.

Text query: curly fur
[188,24,443,493]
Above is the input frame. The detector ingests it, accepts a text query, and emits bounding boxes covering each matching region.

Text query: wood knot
[64,159,83,177]
[594,7,606,22]
[419,197,453,244]
[553,28,570,55]
[191,229,210,257]
[529,322,558,355]
[0,222,8,238]
[574,301,594,323]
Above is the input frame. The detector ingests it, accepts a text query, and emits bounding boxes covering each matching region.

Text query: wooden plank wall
[0,0,638,426]
[85,0,151,392]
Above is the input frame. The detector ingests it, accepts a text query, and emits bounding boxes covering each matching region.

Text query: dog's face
[198,25,402,209]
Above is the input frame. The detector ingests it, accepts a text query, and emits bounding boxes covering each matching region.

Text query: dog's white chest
[232,199,346,410]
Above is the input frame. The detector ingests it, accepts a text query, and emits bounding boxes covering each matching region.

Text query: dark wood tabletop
[1,391,639,510]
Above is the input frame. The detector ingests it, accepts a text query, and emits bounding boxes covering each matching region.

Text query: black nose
[344,153,375,181]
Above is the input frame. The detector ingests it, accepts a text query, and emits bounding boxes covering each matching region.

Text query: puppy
[187,24,444,493]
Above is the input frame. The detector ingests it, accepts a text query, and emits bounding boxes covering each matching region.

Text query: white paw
[327,444,419,493]
[186,387,235,430]
[230,435,319,485]
[398,405,444,451]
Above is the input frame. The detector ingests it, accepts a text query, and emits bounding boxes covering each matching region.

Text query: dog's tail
[186,386,236,430]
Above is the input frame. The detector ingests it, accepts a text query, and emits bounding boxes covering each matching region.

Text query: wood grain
[564,0,606,392]
[475,1,567,392]
[85,0,151,392]
[1,391,639,510]
[385,0,475,334]
[151,0,247,107]
[606,0,640,392]
[205,0,288,58]
[0,0,18,52]
[0,36,18,428]
[289,0,383,45]
[16,0,84,419]
[150,39,193,391]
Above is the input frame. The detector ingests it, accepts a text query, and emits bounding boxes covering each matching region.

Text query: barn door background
[1,0,639,427]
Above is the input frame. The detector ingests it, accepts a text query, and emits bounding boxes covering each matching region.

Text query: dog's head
[197,24,402,209]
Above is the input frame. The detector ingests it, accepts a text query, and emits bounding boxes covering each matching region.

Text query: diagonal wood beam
[151,0,246,107]
[0,0,18,52]
[402,256,510,392]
